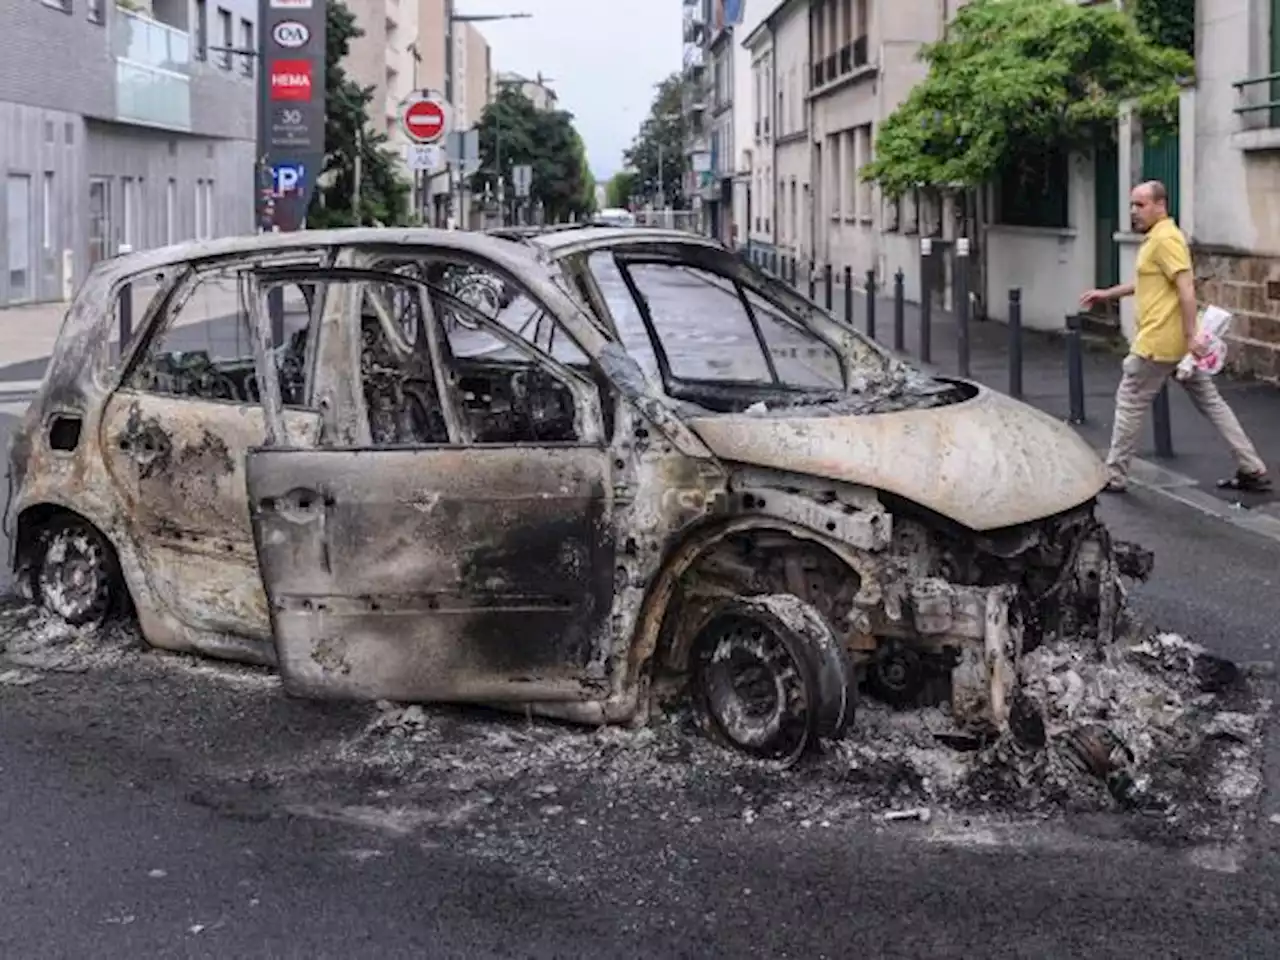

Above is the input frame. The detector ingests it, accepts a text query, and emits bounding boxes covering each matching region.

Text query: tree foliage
[470,88,594,222]
[605,170,638,209]
[622,72,690,207]
[863,0,1194,198]
[306,0,411,228]
[1129,0,1195,55]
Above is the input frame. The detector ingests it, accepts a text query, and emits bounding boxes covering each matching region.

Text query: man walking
[1079,180,1270,494]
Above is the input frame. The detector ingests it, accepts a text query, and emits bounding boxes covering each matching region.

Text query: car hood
[686,384,1107,531]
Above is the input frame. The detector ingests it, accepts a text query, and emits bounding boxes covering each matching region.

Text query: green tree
[605,170,638,209]
[1129,0,1195,55]
[862,0,1193,198]
[571,131,598,215]
[622,72,689,207]
[471,88,594,223]
[307,0,411,228]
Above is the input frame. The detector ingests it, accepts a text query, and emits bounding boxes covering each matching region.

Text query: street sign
[402,95,450,145]
[405,144,442,171]
[446,129,480,175]
[512,164,532,198]
[257,0,326,232]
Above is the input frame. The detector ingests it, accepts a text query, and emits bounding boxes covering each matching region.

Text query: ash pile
[807,630,1268,844]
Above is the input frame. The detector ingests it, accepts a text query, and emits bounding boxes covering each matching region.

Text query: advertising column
[256,0,327,232]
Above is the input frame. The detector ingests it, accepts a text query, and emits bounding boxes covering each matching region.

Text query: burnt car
[5,227,1150,764]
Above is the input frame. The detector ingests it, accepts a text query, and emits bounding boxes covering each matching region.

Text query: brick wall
[1193,246,1280,382]
[0,1,116,119]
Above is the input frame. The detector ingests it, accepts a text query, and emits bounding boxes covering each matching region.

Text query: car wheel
[690,594,855,766]
[32,518,122,627]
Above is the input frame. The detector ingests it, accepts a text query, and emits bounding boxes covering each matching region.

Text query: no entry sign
[401,95,450,144]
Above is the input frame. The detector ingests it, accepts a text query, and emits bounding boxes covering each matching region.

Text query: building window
[195,0,208,60]
[87,0,103,23]
[997,149,1069,228]
[42,172,54,250]
[854,124,873,219]
[830,134,842,218]
[218,8,233,69]
[7,174,32,302]
[883,196,900,232]
[901,189,919,234]
[240,19,253,77]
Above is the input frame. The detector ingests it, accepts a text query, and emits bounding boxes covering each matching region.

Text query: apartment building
[496,71,557,112]
[0,0,257,306]
[742,21,774,260]
[682,0,710,228]
[772,0,813,267]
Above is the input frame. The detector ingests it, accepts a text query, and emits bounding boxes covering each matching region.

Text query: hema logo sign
[269,60,312,101]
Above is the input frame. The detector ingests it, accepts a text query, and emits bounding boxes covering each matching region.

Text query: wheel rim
[695,615,812,763]
[38,528,109,623]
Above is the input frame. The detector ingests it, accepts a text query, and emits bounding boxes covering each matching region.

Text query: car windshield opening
[596,253,846,413]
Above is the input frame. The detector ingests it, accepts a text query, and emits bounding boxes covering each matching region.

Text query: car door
[99,264,323,644]
[243,259,617,704]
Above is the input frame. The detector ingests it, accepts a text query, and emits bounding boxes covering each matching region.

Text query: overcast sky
[457,0,682,180]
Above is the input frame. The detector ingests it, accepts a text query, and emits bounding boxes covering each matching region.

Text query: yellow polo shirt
[1132,216,1192,362]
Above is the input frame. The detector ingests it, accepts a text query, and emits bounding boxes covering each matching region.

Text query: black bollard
[117,282,133,353]
[789,255,796,286]
[893,268,905,352]
[865,269,877,341]
[956,238,971,378]
[844,265,853,327]
[808,262,816,301]
[824,263,833,310]
[1066,314,1086,424]
[1008,288,1023,399]
[1153,383,1175,457]
[919,239,932,364]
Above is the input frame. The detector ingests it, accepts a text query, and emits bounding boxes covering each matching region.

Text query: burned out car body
[6,226,1149,759]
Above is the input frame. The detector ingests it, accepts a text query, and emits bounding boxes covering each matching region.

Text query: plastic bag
[1175,304,1232,380]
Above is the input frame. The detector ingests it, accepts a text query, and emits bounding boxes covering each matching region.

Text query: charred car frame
[5,227,1151,764]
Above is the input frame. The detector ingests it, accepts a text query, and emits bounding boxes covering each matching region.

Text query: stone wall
[1193,245,1280,382]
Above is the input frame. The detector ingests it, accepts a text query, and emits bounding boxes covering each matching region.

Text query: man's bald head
[1129,180,1169,233]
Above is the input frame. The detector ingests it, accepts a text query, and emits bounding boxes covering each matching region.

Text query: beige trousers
[1105,353,1267,484]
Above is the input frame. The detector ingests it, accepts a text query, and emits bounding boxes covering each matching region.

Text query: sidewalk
[826,277,1280,511]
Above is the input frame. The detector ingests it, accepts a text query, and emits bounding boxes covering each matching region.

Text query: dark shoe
[1216,470,1273,493]
[1102,478,1128,494]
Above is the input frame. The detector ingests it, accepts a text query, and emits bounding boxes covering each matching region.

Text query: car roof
[530,226,724,256]
[88,226,544,287]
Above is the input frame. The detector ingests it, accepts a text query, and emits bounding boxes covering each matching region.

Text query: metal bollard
[956,238,971,378]
[865,269,877,341]
[919,238,932,364]
[893,268,905,352]
[808,262,816,301]
[268,286,285,347]
[1008,288,1023,399]
[844,265,853,327]
[1066,314,1086,424]
[824,263,833,310]
[1152,384,1175,457]
[789,256,796,286]
[117,282,133,351]
[771,250,778,275]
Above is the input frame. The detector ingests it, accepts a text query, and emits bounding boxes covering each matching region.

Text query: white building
[772,0,814,270]
[742,18,775,262]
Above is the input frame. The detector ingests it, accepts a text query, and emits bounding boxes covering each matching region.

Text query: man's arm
[1155,235,1198,341]
[1080,282,1134,308]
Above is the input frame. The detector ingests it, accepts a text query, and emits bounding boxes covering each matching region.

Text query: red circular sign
[403,99,446,143]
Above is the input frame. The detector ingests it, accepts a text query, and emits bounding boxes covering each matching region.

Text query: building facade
[496,71,558,112]
[682,0,711,230]
[771,0,813,269]
[742,19,775,261]
[0,0,257,306]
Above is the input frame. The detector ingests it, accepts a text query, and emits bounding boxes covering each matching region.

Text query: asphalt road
[3,264,1280,957]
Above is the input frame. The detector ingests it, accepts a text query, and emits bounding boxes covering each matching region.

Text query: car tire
[31,517,123,628]
[690,594,856,766]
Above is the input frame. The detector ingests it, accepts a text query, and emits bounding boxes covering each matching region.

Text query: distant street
[1,261,1280,958]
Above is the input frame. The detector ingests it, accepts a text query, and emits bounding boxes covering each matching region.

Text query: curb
[1119,452,1280,545]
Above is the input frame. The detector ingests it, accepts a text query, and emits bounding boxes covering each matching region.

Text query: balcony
[1232,72,1280,150]
[113,8,192,131]
[811,35,872,93]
